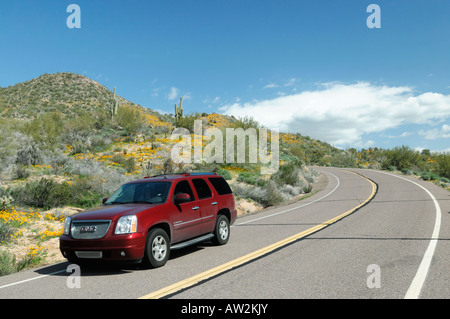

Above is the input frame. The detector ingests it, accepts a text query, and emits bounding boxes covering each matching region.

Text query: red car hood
[71,203,160,221]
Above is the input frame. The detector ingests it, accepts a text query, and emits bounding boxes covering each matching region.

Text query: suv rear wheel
[143,228,170,268]
[212,214,230,245]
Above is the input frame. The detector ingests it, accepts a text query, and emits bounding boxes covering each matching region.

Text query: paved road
[0,167,448,299]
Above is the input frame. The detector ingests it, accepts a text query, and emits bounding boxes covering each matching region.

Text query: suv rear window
[208,177,232,195]
[192,179,213,199]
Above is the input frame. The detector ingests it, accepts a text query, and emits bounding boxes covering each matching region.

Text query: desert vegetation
[1,72,449,275]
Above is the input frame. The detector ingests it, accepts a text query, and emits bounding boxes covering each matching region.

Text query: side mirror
[102,197,109,205]
[174,193,191,204]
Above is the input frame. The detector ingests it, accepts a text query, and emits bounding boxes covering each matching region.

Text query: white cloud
[419,124,450,140]
[284,78,297,87]
[168,87,179,101]
[220,82,450,147]
[263,83,279,89]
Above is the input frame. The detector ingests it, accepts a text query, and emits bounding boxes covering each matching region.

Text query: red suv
[59,173,237,268]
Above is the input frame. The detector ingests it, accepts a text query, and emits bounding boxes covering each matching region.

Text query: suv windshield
[105,181,172,205]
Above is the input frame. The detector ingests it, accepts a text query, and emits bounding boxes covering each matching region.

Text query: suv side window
[192,178,212,199]
[208,177,232,195]
[173,180,195,202]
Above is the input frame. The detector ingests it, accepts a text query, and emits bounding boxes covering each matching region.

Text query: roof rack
[143,172,217,179]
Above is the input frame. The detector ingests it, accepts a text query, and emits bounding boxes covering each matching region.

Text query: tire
[212,214,230,245]
[143,228,170,268]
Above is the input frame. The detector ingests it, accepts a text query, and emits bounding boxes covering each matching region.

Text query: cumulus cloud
[419,124,450,140]
[220,82,450,147]
[168,87,179,101]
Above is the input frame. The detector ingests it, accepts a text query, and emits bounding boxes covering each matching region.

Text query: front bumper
[60,232,147,262]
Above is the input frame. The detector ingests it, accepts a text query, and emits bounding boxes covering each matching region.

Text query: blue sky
[1,0,450,151]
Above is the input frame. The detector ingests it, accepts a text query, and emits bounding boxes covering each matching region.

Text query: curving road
[0,167,449,300]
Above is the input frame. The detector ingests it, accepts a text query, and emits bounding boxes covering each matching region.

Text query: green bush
[124,157,136,173]
[237,171,264,186]
[115,106,145,135]
[436,153,450,179]
[262,181,285,207]
[0,250,17,276]
[0,222,14,243]
[216,169,232,180]
[382,146,420,171]
[15,144,43,166]
[271,162,300,186]
[11,177,103,209]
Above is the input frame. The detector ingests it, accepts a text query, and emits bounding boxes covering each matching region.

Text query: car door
[171,180,204,242]
[191,178,218,234]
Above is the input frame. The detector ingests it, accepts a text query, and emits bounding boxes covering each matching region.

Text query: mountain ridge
[0,72,162,120]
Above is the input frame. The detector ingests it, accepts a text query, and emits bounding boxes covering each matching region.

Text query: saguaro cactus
[174,96,183,125]
[111,87,119,118]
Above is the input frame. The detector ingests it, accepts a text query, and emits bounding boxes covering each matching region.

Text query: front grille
[71,220,111,239]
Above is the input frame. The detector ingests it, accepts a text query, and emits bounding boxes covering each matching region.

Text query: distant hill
[0,72,164,121]
[0,72,343,165]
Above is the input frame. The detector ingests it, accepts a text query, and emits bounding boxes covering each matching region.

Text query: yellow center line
[139,170,377,299]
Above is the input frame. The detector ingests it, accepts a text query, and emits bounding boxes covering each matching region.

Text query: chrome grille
[71,220,111,239]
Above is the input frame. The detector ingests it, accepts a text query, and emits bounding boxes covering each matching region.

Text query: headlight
[115,215,138,234]
[63,217,72,235]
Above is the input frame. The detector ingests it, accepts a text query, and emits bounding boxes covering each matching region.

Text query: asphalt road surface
[0,167,449,300]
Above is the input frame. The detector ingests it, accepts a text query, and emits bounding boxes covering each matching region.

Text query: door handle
[211,202,218,206]
[192,206,200,210]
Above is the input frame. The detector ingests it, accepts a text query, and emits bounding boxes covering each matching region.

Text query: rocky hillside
[0,72,164,120]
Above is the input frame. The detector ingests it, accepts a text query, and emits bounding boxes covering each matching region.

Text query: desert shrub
[12,164,30,180]
[230,116,261,130]
[330,151,358,168]
[382,146,420,171]
[15,143,43,166]
[420,172,439,181]
[0,222,14,243]
[271,162,301,186]
[280,184,302,197]
[237,171,265,186]
[230,183,266,204]
[115,105,145,135]
[302,184,313,193]
[175,114,201,131]
[436,153,450,179]
[230,180,285,208]
[302,168,319,184]
[111,154,126,166]
[262,181,286,206]
[69,177,103,208]
[10,176,103,209]
[401,168,412,175]
[0,250,17,276]
[124,157,136,173]
[13,178,56,208]
[216,169,232,180]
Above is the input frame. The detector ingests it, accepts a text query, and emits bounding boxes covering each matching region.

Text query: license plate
[80,226,97,233]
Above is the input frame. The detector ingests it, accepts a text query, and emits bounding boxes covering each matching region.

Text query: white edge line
[377,171,441,299]
[0,269,66,290]
[234,171,340,226]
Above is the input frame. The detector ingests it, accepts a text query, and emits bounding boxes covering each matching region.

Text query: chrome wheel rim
[218,220,229,240]
[152,235,167,261]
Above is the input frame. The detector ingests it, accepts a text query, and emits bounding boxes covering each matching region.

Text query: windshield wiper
[119,201,156,204]
[104,201,127,205]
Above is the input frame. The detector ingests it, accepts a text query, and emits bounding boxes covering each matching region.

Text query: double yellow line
[139,170,377,299]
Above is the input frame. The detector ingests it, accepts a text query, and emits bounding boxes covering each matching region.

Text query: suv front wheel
[212,214,230,245]
[143,228,170,268]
